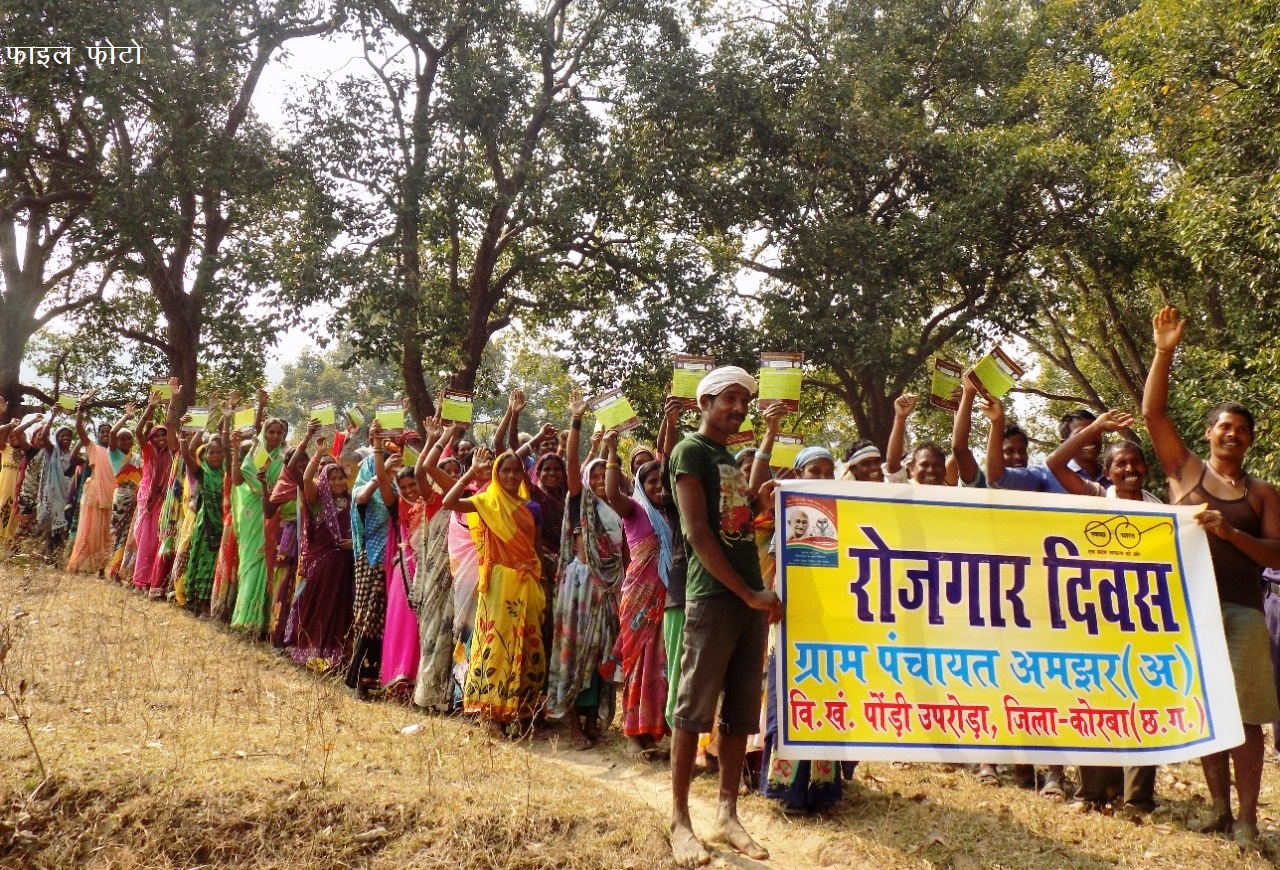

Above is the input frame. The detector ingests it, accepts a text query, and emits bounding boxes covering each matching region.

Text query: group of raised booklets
[0,306,1275,859]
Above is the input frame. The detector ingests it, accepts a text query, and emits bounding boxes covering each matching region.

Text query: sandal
[1039,775,1066,800]
[975,764,1001,787]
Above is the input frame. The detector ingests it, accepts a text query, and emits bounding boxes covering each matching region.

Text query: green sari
[185,459,225,612]
[230,444,284,631]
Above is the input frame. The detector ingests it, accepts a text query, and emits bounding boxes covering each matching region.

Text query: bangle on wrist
[754,451,771,462]
[606,462,620,469]
[1155,348,1173,356]
[571,419,583,430]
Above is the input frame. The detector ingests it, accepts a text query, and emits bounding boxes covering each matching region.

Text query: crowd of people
[1,306,1277,864]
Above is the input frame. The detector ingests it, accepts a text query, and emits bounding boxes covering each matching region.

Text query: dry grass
[3,564,1280,869]
[0,566,665,869]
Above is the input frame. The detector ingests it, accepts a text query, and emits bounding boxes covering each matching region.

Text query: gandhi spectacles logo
[1083,515,1172,549]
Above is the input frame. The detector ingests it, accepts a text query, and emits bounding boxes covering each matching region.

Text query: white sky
[253,32,364,382]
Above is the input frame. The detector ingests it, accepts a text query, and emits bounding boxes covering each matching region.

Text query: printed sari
[463,457,546,723]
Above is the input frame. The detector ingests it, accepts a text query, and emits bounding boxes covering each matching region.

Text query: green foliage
[627,0,1097,444]
[268,342,406,434]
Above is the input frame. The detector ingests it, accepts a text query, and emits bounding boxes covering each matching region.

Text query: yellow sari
[462,455,547,722]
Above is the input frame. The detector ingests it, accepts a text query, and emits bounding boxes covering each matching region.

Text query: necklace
[1207,460,1244,489]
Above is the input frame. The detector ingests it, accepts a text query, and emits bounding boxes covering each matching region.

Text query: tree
[295,0,709,425]
[86,0,343,411]
[644,0,1113,445]
[0,3,123,414]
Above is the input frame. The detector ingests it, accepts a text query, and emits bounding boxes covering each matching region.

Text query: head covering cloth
[794,446,835,470]
[468,451,529,546]
[695,366,758,401]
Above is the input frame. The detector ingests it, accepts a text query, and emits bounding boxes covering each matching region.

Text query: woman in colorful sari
[271,418,326,648]
[106,408,142,583]
[446,446,492,693]
[345,434,392,697]
[148,449,186,597]
[129,384,177,591]
[371,421,425,699]
[36,415,82,558]
[67,395,116,574]
[548,389,625,750]
[179,410,228,617]
[437,438,546,731]
[601,429,671,759]
[231,394,288,634]
[210,422,249,621]
[0,402,39,543]
[530,451,568,657]
[411,419,462,711]
[290,444,355,669]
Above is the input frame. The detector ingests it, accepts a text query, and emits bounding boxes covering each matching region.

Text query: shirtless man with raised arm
[1143,305,1280,848]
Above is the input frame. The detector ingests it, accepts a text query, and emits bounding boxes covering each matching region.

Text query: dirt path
[529,738,832,870]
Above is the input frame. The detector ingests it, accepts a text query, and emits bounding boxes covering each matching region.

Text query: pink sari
[380,499,424,688]
[130,441,172,589]
[67,444,115,573]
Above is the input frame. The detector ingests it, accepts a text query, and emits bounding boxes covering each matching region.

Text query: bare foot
[714,812,768,860]
[625,736,649,756]
[671,819,710,868]
[1234,820,1261,849]
[1197,807,1234,834]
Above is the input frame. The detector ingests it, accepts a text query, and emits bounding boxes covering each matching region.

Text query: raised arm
[493,390,516,454]
[108,403,135,453]
[885,394,915,474]
[302,445,324,506]
[74,393,93,449]
[372,422,398,506]
[519,422,557,460]
[229,430,246,485]
[289,418,322,475]
[180,427,204,469]
[503,389,526,453]
[136,391,160,445]
[980,397,1006,484]
[602,430,634,517]
[566,388,589,497]
[253,387,269,439]
[948,379,980,485]
[748,401,787,494]
[35,410,54,450]
[440,459,482,514]
[419,420,460,494]
[1141,306,1194,484]
[355,422,383,505]
[163,377,181,452]
[656,395,680,459]
[1046,411,1131,496]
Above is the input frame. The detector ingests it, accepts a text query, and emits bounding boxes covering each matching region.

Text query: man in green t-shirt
[667,366,782,868]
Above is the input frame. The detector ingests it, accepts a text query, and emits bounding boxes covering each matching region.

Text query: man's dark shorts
[672,593,767,735]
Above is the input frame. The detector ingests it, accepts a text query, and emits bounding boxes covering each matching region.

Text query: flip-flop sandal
[976,765,1001,787]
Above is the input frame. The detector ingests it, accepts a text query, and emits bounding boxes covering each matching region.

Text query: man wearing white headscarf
[667,365,779,867]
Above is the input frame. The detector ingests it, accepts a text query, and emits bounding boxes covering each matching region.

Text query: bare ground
[2,564,1278,869]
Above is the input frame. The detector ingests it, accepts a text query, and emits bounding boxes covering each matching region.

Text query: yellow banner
[776,481,1242,765]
